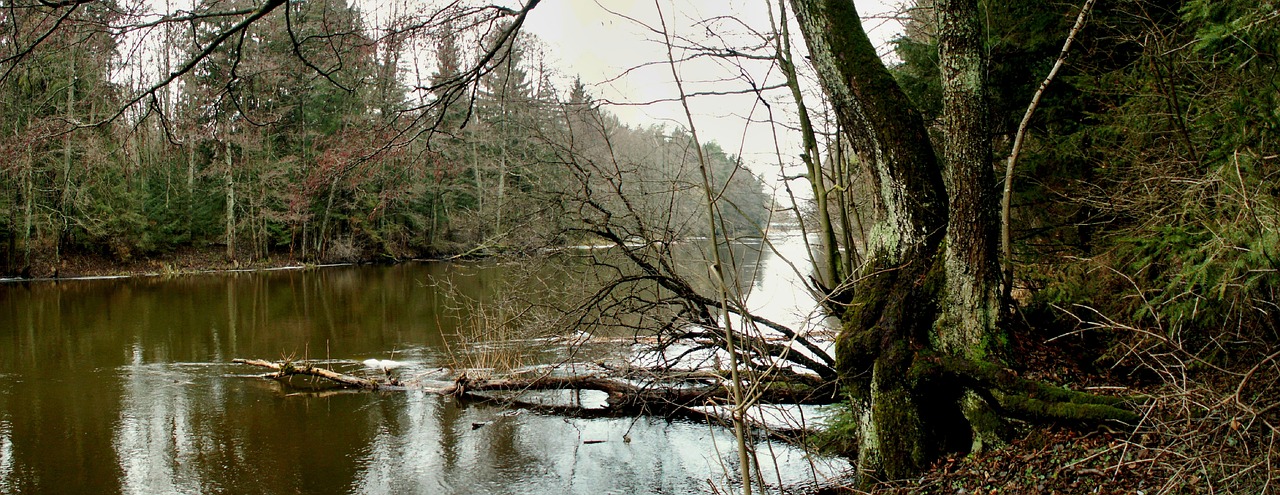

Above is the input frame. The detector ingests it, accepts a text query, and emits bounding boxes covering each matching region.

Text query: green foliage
[890,35,942,122]
[811,399,862,456]
[1116,160,1279,340]
[701,141,773,236]
[886,0,1278,352]
[1005,0,1280,347]
[0,1,775,275]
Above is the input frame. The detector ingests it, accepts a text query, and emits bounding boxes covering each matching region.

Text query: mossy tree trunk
[789,0,1132,482]
[936,0,1007,452]
[790,0,949,479]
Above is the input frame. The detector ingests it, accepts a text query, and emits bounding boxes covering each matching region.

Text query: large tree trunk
[788,0,1022,480]
[788,0,1134,483]
[790,0,949,480]
[936,0,1006,451]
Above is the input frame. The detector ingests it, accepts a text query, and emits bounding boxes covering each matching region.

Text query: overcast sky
[520,0,906,191]
[126,0,905,201]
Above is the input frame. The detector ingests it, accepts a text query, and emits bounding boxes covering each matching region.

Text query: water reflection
[739,232,834,334]
[115,344,202,495]
[1,418,13,493]
[353,391,449,494]
[0,230,846,493]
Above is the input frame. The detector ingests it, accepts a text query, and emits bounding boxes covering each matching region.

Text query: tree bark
[224,143,236,261]
[790,0,948,480]
[785,0,1128,481]
[937,0,1005,451]
[937,0,999,359]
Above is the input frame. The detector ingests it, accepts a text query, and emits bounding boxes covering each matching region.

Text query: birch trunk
[224,144,236,261]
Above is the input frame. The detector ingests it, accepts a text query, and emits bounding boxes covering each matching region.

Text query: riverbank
[2,246,395,281]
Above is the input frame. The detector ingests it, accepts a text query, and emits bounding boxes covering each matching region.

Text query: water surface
[0,232,844,494]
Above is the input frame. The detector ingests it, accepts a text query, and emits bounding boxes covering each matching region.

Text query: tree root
[915,355,1141,424]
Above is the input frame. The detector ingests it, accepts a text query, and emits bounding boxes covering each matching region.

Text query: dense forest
[0,0,1276,491]
[0,0,770,276]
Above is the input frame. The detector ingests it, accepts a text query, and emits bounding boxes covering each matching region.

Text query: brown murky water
[0,233,845,494]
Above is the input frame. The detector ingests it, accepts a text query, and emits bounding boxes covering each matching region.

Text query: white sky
[121,0,905,200]
[520,0,906,189]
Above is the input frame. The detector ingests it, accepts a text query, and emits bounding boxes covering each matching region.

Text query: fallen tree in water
[232,357,838,418]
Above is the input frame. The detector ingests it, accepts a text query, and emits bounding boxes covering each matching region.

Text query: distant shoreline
[0,246,425,283]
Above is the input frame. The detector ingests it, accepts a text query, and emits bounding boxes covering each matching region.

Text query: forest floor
[847,427,1161,494]
[817,323,1278,495]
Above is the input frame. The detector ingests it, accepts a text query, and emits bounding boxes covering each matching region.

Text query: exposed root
[915,355,1141,424]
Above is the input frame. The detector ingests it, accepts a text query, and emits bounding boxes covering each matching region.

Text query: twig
[1000,0,1097,301]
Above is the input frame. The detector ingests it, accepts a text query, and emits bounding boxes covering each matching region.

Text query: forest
[0,0,771,275]
[0,0,1277,492]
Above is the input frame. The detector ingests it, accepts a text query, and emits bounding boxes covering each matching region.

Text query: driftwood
[233,358,389,389]
[231,358,838,434]
[233,357,830,443]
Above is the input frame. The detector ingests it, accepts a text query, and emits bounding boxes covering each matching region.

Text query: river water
[0,231,846,494]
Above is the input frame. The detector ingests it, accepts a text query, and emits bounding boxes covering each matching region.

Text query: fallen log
[232,358,832,442]
[232,358,715,406]
[231,358,838,409]
[232,358,386,389]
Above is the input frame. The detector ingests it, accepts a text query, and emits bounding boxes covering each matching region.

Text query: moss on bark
[792,0,1138,484]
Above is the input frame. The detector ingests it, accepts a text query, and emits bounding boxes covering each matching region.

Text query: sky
[122,0,906,199]
[519,0,907,189]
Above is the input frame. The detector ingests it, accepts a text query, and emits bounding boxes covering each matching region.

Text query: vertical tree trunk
[58,64,76,270]
[937,0,1005,451]
[833,131,860,269]
[497,99,507,234]
[187,144,196,242]
[319,176,338,259]
[472,133,483,236]
[777,15,842,288]
[790,0,1011,480]
[791,0,949,480]
[23,147,34,268]
[224,144,236,262]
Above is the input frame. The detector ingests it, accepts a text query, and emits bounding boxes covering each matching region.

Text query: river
[0,230,847,494]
